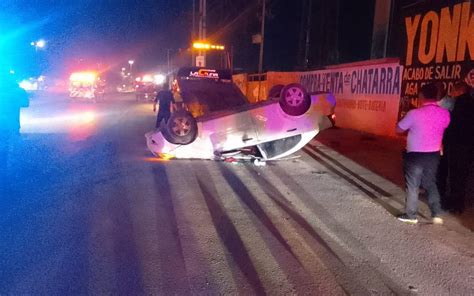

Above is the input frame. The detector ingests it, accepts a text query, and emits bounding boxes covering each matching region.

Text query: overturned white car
[145,67,335,161]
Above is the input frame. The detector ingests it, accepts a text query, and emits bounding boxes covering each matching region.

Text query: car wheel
[268,84,284,100]
[163,110,198,145]
[279,83,310,116]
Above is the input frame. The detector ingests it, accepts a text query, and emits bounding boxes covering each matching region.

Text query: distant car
[145,67,334,161]
[117,84,135,93]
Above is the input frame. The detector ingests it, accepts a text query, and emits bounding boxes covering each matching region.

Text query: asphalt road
[0,92,473,295]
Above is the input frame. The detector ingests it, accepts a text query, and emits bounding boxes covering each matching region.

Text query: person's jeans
[403,151,442,218]
[155,111,170,129]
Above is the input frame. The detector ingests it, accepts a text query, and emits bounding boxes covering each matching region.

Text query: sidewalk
[313,127,474,232]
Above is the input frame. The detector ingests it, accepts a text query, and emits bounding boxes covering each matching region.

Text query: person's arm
[396,111,413,134]
[153,92,160,112]
[396,125,406,134]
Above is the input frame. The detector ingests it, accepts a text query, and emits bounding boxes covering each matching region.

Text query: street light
[36,39,46,48]
[31,39,46,51]
[128,60,134,74]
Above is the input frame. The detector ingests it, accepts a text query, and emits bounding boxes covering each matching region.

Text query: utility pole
[204,0,207,66]
[198,0,207,67]
[258,0,266,75]
[304,0,313,69]
[257,0,266,102]
[202,0,206,42]
[167,49,171,74]
[371,0,392,58]
[192,0,196,66]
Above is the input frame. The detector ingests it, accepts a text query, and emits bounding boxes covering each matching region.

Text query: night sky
[1,0,191,76]
[0,0,379,78]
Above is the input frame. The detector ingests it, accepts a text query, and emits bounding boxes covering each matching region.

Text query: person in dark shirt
[0,72,29,176]
[444,81,474,213]
[153,89,174,129]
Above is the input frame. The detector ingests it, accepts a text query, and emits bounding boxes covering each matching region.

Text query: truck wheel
[163,111,198,145]
[279,83,310,116]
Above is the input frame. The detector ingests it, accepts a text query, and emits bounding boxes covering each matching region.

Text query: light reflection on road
[20,94,101,141]
[22,110,97,126]
[21,109,99,141]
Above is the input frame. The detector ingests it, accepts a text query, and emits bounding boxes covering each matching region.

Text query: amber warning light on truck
[192,42,225,50]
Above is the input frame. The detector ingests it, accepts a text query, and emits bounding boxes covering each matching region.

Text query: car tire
[163,110,198,145]
[279,83,310,116]
[268,84,284,100]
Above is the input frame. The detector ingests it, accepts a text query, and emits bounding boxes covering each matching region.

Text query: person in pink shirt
[396,83,450,224]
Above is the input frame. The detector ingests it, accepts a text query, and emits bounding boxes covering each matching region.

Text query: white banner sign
[298,62,403,137]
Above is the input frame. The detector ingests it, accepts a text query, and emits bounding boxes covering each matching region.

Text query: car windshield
[178,78,248,114]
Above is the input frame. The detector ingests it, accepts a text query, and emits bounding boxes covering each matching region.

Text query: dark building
[299,0,424,69]
[199,0,437,72]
